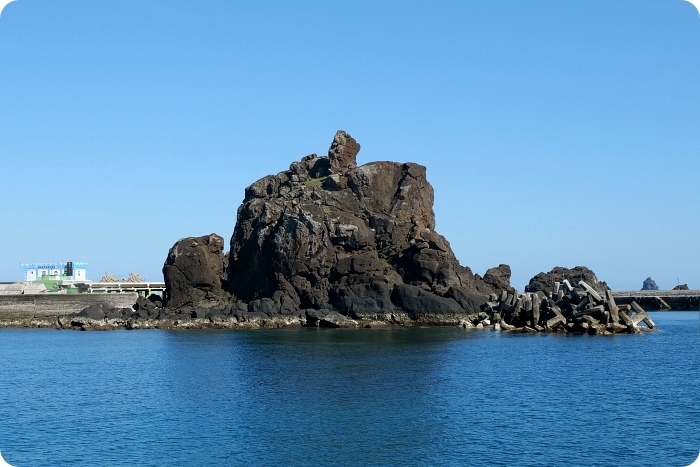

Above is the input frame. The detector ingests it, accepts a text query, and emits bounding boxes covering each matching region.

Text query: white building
[21,262,88,282]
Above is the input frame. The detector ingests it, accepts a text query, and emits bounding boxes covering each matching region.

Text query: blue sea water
[0,312,698,467]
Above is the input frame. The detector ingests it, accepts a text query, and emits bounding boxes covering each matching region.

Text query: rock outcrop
[482,264,512,292]
[163,234,227,310]
[156,131,636,332]
[642,277,659,291]
[163,131,502,326]
[525,266,608,297]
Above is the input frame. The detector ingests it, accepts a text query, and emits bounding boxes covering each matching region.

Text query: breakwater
[0,289,693,331]
[0,293,138,326]
[611,290,700,310]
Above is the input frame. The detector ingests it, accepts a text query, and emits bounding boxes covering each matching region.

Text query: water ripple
[0,312,697,466]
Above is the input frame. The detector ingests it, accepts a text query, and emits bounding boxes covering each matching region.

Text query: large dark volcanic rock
[164,131,506,323]
[525,266,609,296]
[482,264,512,291]
[163,233,227,309]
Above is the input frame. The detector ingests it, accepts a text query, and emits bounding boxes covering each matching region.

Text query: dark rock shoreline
[38,132,656,333]
[58,269,656,334]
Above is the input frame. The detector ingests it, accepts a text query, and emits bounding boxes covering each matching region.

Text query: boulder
[134,295,163,318]
[162,233,227,309]
[75,304,105,320]
[248,298,279,316]
[673,284,689,290]
[329,278,395,318]
[482,264,512,292]
[105,307,131,320]
[446,286,489,313]
[391,284,463,317]
[305,309,358,328]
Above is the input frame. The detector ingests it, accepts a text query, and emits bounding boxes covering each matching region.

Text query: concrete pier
[610,290,700,310]
[76,282,166,296]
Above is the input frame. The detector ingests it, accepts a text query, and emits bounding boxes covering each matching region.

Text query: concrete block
[631,301,656,329]
[578,281,603,302]
[605,290,619,324]
[618,310,639,333]
[609,323,628,333]
[570,288,584,302]
[545,310,566,330]
[532,293,542,321]
[513,297,522,313]
[575,296,590,312]
[581,315,600,326]
[531,298,539,326]
[574,304,603,318]
[508,293,518,306]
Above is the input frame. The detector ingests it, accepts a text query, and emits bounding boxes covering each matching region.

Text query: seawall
[0,293,138,326]
[611,290,700,311]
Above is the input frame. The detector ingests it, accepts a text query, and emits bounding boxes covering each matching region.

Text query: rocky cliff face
[163,131,505,325]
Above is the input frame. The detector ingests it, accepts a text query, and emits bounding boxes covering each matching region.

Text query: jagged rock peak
[641,277,659,291]
[328,130,360,172]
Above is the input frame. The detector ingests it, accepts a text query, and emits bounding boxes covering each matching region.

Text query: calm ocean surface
[0,312,698,466]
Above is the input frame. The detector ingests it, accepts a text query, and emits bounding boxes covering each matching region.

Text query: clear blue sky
[0,0,698,290]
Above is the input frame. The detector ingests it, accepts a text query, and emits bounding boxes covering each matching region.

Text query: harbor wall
[0,293,138,324]
[611,290,700,311]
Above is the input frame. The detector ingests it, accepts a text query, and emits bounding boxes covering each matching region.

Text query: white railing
[80,282,166,294]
